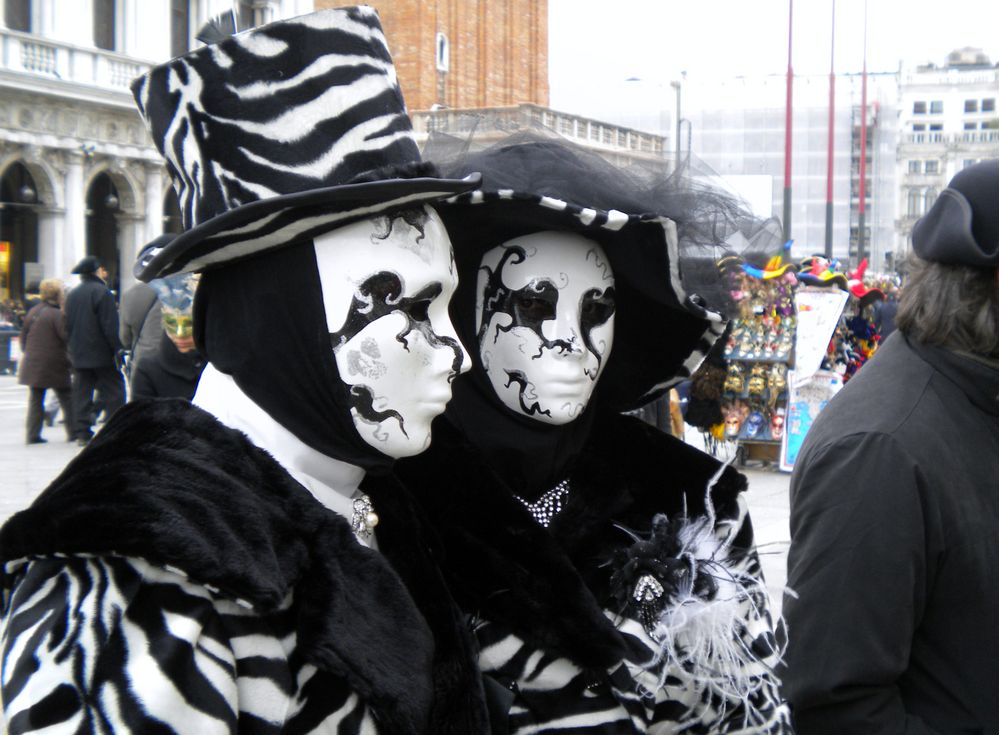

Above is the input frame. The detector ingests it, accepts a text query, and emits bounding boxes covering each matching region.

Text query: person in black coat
[18,278,74,443]
[130,272,205,400]
[783,159,999,733]
[64,255,124,444]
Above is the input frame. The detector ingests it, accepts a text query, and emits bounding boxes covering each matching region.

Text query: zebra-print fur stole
[365,411,748,728]
[0,399,435,734]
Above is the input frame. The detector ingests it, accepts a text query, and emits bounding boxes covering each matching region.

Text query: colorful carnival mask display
[745,411,766,439]
[770,406,786,440]
[723,362,746,394]
[475,231,616,424]
[319,207,470,457]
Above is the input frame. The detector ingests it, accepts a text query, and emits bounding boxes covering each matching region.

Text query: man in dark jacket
[64,255,124,444]
[782,160,999,733]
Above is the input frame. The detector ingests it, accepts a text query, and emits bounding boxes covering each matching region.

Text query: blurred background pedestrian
[129,272,204,400]
[64,255,124,445]
[119,235,175,391]
[18,278,73,444]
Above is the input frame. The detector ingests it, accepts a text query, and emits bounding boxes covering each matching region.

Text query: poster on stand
[793,288,849,385]
[780,370,844,472]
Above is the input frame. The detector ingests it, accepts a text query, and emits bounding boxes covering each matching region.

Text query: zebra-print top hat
[131,6,479,281]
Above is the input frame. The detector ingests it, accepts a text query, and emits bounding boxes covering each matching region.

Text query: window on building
[924,188,938,210]
[930,100,943,114]
[912,123,926,131]
[913,101,926,114]
[93,0,115,50]
[435,32,449,72]
[965,99,978,113]
[964,122,978,130]
[908,160,921,174]
[237,2,260,30]
[929,123,943,131]
[907,189,922,216]
[171,0,189,58]
[5,0,30,31]
[924,160,939,174]
[983,98,996,112]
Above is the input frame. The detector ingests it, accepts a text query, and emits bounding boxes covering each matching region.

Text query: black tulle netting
[423,128,783,321]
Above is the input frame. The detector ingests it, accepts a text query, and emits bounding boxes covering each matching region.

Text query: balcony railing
[902,130,999,145]
[0,27,153,95]
[412,104,667,159]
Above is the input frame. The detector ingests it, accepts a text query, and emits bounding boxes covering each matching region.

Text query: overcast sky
[549,0,999,114]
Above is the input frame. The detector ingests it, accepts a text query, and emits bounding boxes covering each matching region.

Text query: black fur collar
[371,411,747,675]
[0,399,434,735]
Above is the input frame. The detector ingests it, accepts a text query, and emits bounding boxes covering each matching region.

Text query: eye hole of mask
[580,288,616,330]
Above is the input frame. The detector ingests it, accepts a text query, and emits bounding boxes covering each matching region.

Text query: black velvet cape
[364,410,750,734]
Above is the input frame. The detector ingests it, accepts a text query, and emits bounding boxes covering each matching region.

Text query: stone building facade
[0,0,311,303]
[896,48,999,254]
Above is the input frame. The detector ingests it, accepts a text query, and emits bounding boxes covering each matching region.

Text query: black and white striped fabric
[1,555,376,734]
[468,495,790,734]
[130,6,477,281]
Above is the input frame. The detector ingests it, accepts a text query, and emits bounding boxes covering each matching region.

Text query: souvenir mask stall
[718,247,798,459]
[705,249,892,469]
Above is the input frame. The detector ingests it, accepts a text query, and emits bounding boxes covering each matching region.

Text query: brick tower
[315,0,549,112]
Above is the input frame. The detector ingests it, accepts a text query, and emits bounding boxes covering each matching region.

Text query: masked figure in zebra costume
[365,134,794,734]
[0,8,483,735]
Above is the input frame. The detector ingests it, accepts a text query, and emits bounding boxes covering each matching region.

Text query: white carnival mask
[315,206,470,458]
[476,231,616,425]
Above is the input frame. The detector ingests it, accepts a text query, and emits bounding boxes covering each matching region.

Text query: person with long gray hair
[781,159,999,733]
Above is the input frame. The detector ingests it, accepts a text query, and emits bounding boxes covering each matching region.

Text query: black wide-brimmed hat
[130,6,479,281]
[432,132,761,411]
[71,256,103,275]
[912,158,999,267]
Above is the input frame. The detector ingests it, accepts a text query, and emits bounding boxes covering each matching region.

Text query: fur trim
[0,399,434,735]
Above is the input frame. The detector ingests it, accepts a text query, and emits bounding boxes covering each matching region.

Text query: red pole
[858,0,869,263]
[783,0,794,240]
[824,0,836,258]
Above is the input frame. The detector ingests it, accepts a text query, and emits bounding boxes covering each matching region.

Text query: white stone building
[896,48,999,258]
[0,0,311,302]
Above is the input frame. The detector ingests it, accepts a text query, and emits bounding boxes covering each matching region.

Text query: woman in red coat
[19,278,74,443]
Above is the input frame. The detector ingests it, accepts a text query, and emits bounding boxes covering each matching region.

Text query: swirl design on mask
[330,270,464,433]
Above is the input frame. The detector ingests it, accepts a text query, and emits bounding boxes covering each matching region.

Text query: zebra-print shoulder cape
[0,398,435,733]
[369,411,791,733]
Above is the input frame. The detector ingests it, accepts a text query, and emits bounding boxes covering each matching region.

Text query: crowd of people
[2,7,996,735]
[15,250,205,445]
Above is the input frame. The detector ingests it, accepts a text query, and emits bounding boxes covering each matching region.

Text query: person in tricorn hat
[0,8,480,733]
[365,132,792,733]
[64,254,124,444]
[783,159,999,733]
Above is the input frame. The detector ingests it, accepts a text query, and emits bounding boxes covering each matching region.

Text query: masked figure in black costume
[0,9,482,734]
[367,133,793,734]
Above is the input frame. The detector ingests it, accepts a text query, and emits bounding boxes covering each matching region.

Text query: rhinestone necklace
[514,479,570,527]
[350,494,379,540]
